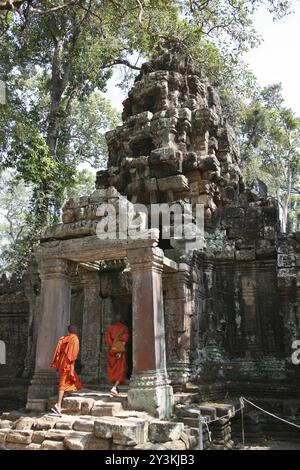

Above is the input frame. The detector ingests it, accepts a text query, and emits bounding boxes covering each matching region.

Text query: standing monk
[104,314,129,396]
[50,324,83,415]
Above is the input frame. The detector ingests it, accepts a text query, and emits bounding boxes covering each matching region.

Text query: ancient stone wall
[0,274,30,379]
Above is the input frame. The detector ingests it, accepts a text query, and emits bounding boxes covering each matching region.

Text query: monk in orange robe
[50,324,83,414]
[104,314,129,396]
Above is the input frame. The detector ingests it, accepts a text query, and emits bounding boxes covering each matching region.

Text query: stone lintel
[35,236,159,263]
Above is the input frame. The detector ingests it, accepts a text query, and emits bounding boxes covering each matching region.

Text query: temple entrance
[27,235,176,418]
[110,299,133,383]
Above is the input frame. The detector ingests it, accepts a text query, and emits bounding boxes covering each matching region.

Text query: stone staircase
[0,389,236,450]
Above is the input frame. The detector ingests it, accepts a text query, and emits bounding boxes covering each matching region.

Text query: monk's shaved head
[68,324,78,334]
[115,313,122,322]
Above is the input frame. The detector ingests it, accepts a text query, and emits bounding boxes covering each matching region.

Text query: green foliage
[66,168,96,199]
[66,91,121,169]
[240,83,300,232]
[0,170,32,273]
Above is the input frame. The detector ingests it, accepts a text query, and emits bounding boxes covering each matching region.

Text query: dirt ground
[236,440,300,450]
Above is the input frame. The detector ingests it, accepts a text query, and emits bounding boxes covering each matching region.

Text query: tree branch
[101,59,141,71]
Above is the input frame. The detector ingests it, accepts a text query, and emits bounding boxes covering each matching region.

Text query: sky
[246,1,300,114]
[106,1,300,115]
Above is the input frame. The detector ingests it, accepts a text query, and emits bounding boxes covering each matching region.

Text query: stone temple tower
[96,52,244,218]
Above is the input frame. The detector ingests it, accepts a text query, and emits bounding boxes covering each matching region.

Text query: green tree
[66,167,96,199]
[0,169,32,272]
[240,84,300,232]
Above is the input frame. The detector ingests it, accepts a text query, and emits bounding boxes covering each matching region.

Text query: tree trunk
[281,161,292,233]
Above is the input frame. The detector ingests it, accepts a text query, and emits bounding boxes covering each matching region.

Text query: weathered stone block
[41,439,65,450]
[26,443,41,450]
[80,398,94,415]
[62,209,75,224]
[31,431,47,444]
[0,429,9,443]
[62,397,82,414]
[85,435,111,450]
[89,189,107,203]
[157,175,189,193]
[162,439,187,450]
[5,442,28,450]
[94,417,148,445]
[0,420,12,429]
[45,429,73,441]
[73,419,94,432]
[64,432,91,450]
[91,401,123,417]
[149,420,184,443]
[13,417,35,430]
[6,430,33,444]
[235,249,256,261]
[55,419,76,430]
[34,416,58,430]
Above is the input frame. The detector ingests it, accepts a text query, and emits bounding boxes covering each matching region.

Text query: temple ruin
[0,52,300,449]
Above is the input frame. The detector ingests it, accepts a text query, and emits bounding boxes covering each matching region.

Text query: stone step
[200,402,236,419]
[47,390,128,417]
[173,393,199,405]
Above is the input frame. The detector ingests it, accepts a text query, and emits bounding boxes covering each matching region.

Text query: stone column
[127,246,173,419]
[164,263,193,387]
[80,270,101,384]
[27,257,71,410]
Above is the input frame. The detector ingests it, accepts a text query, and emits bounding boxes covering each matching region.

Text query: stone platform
[0,389,236,450]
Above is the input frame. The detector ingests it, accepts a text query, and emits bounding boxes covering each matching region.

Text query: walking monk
[50,324,83,415]
[104,314,129,396]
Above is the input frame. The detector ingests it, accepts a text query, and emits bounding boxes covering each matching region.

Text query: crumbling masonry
[1,53,300,444]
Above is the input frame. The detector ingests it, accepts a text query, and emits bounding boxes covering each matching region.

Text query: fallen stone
[13,417,35,430]
[84,435,111,450]
[34,416,59,430]
[81,399,94,415]
[73,419,94,432]
[5,442,28,450]
[91,402,123,417]
[55,419,76,430]
[0,429,10,443]
[62,397,82,414]
[64,432,90,450]
[45,429,73,441]
[6,430,33,444]
[163,439,187,450]
[94,417,148,445]
[149,420,184,443]
[41,439,65,450]
[0,420,13,429]
[31,431,47,444]
[26,443,41,450]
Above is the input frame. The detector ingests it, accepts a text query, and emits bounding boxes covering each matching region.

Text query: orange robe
[50,333,83,392]
[104,322,129,384]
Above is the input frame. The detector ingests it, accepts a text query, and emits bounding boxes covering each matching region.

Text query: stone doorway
[109,298,133,383]
[27,237,176,418]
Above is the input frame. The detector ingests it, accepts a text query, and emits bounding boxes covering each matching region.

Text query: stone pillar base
[167,363,191,387]
[27,370,57,409]
[128,371,174,419]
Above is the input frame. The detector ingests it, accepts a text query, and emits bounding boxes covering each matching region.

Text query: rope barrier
[240,397,300,430]
[197,396,300,450]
